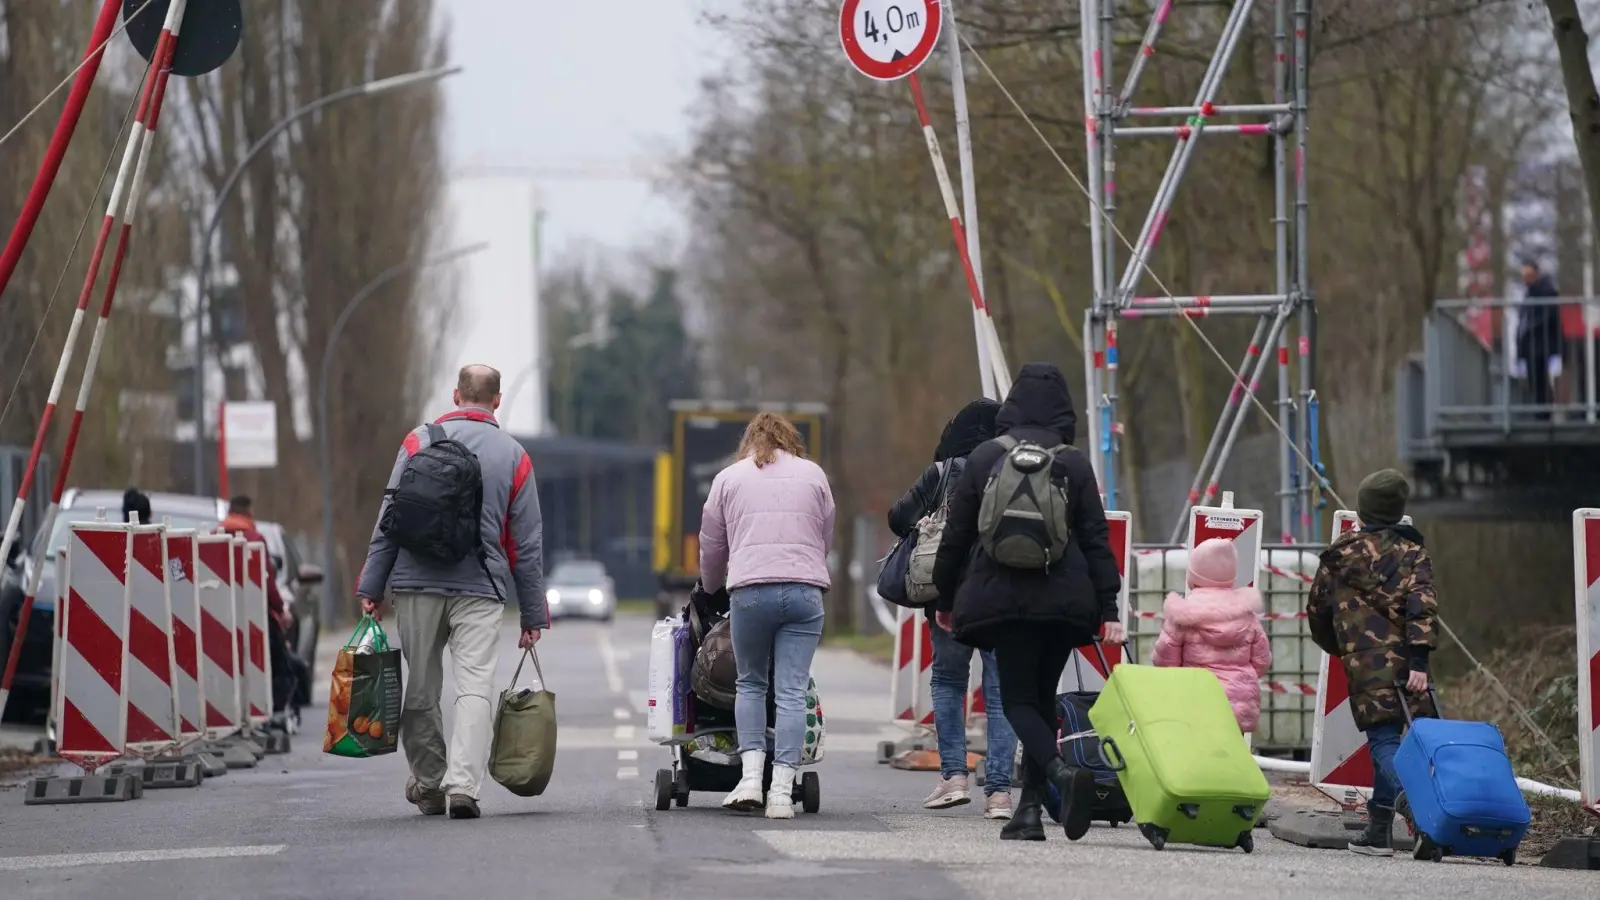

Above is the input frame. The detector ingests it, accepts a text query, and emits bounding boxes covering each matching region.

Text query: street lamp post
[316,242,489,627]
[192,64,463,492]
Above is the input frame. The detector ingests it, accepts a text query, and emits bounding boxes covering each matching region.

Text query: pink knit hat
[1187,538,1238,590]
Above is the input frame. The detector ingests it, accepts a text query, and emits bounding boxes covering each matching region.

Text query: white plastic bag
[646,616,691,743]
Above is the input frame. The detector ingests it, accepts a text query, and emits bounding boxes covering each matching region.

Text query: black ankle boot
[1045,757,1096,841]
[1348,805,1395,857]
[1000,781,1047,841]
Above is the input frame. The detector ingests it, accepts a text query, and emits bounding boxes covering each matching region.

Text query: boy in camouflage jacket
[1305,469,1438,857]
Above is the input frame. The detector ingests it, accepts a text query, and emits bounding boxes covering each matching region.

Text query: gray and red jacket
[354,407,547,630]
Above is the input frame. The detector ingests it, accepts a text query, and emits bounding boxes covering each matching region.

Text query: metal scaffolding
[1077,0,1320,544]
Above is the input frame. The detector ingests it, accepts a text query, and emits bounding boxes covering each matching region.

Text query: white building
[426,176,546,436]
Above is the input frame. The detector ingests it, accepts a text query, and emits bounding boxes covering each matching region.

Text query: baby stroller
[652,583,822,813]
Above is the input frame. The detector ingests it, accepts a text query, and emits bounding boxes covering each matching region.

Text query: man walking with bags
[355,364,547,819]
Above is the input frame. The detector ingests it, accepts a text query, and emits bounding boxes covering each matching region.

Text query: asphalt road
[0,612,1595,900]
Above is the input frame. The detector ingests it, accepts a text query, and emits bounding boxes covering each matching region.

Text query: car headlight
[546,589,561,605]
[587,588,603,605]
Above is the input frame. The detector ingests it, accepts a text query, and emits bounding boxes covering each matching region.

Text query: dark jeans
[268,615,294,714]
[991,626,1077,784]
[1365,722,1405,811]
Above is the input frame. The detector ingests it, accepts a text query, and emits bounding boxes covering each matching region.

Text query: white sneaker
[923,774,972,809]
[766,764,797,819]
[722,750,766,811]
[984,792,1014,820]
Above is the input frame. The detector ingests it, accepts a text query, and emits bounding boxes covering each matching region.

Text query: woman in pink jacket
[1151,538,1271,734]
[698,413,835,819]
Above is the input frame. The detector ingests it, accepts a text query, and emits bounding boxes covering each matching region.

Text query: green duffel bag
[490,648,558,797]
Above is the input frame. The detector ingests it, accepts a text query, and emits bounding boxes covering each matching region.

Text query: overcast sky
[440,0,731,264]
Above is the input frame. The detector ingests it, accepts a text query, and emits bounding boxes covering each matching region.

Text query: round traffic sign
[839,0,943,82]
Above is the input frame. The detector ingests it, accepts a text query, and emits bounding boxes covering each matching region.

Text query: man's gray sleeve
[354,440,412,601]
[509,452,547,629]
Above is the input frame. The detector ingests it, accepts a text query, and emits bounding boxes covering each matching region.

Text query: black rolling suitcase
[1044,640,1133,827]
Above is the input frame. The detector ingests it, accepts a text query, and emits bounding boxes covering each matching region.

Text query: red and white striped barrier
[236,539,271,728]
[1185,494,1264,589]
[56,520,132,771]
[1060,510,1132,692]
[125,524,181,755]
[891,606,935,727]
[1308,509,1411,805]
[196,533,241,738]
[163,529,205,739]
[1573,509,1600,815]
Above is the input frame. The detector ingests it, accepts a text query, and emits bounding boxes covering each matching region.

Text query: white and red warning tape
[0,0,189,723]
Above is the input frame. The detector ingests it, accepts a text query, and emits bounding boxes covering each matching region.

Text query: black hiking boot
[1348,805,1395,857]
[1045,757,1096,841]
[999,775,1047,842]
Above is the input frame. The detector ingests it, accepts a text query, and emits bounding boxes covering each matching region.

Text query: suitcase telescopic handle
[1099,737,1128,772]
[1394,679,1441,724]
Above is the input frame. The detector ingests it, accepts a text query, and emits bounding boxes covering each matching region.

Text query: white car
[545,559,615,622]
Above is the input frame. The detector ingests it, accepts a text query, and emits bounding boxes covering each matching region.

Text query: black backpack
[378,423,503,598]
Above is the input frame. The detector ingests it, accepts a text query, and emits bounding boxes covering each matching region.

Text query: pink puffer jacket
[1151,587,1272,733]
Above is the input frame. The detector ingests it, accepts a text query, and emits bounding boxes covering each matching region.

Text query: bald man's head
[454,364,502,408]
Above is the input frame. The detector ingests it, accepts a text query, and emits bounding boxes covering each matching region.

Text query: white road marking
[597,629,625,695]
[614,724,636,741]
[617,750,638,761]
[613,707,632,720]
[0,845,288,871]
[617,766,639,779]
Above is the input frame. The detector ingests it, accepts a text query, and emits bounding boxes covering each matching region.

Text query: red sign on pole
[839,0,943,82]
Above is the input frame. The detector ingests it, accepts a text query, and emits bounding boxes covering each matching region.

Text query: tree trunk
[1546,0,1600,247]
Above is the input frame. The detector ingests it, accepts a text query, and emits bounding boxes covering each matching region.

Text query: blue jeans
[929,619,1016,793]
[1366,722,1405,810]
[729,583,824,768]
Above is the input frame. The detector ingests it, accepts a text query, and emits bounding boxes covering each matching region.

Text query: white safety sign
[838,0,943,82]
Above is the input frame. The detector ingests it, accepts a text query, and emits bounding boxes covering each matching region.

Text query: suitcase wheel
[653,769,673,811]
[1414,834,1443,863]
[1140,823,1168,851]
[801,771,821,814]
[1499,849,1515,867]
[1236,832,1255,854]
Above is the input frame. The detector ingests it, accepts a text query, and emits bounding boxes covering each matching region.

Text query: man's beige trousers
[394,592,502,799]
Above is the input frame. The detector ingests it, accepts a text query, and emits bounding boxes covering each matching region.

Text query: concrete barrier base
[24,773,143,805]
[105,757,205,789]
[1267,808,1414,851]
[1539,835,1600,870]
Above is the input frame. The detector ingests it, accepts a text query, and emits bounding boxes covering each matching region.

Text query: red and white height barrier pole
[0,0,123,309]
[907,72,1012,398]
[0,0,191,724]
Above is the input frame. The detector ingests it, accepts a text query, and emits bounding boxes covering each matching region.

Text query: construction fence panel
[1128,542,1322,753]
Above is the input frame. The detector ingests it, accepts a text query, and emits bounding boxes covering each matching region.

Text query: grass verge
[1443,624,1595,859]
[616,598,656,617]
[824,630,894,664]
[0,747,49,783]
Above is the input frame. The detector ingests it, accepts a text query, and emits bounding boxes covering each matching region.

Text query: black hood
[995,363,1077,444]
[934,398,1002,461]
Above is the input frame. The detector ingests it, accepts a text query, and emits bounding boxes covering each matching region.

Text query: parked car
[545,558,616,622]
[254,521,324,662]
[0,490,224,720]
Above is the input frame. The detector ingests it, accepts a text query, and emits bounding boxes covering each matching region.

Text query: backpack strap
[994,435,1020,450]
[424,422,446,446]
[422,420,509,607]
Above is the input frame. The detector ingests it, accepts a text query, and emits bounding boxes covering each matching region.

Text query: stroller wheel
[674,765,690,807]
[653,769,673,811]
[801,771,821,814]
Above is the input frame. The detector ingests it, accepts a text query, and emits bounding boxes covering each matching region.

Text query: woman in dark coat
[931,363,1124,842]
[887,398,1018,819]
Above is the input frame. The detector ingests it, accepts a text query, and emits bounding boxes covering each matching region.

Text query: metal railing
[1424,296,1600,432]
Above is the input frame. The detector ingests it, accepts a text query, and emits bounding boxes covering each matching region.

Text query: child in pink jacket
[1152,538,1272,733]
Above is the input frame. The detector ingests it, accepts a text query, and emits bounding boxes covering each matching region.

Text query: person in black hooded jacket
[931,362,1124,843]
[887,398,1019,819]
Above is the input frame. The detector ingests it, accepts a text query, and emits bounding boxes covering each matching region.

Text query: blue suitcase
[1393,690,1529,865]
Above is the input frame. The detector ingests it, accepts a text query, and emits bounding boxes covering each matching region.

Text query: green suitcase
[1088,664,1269,852]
